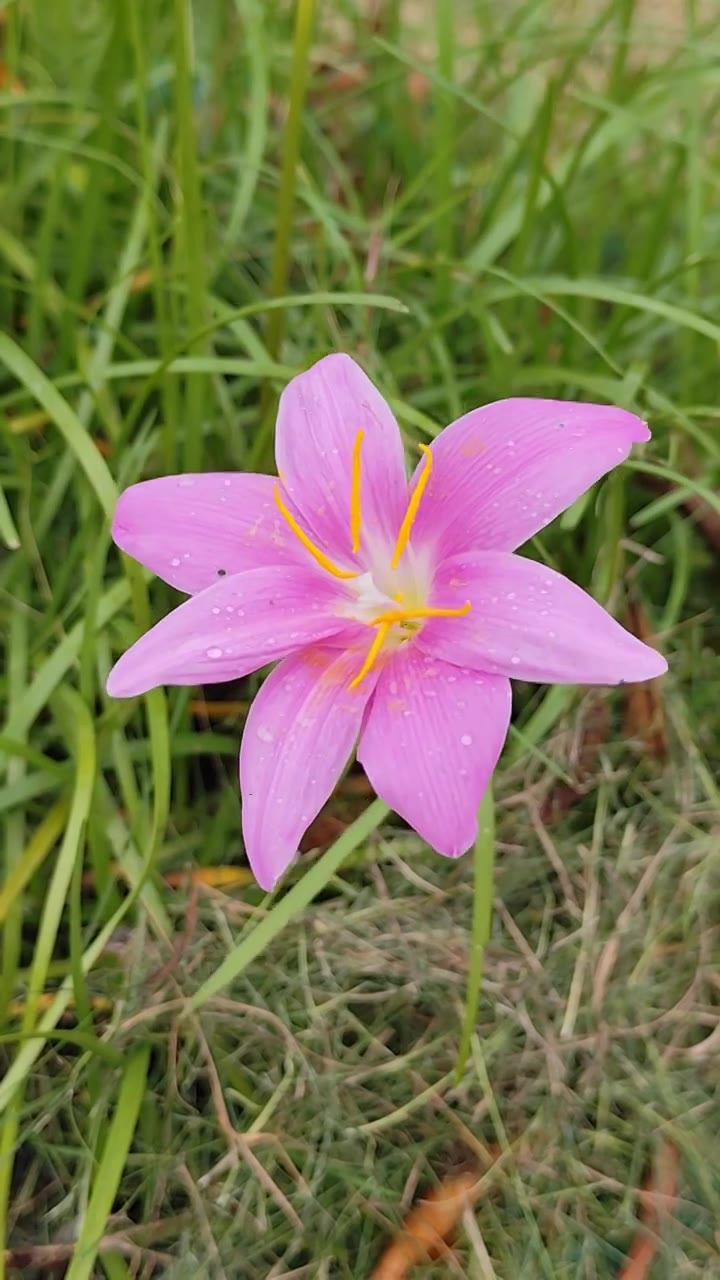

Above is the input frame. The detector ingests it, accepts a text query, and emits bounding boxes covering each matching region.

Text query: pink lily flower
[107,354,667,889]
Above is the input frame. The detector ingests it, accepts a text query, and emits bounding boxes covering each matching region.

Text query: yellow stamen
[350,429,364,553]
[349,622,390,689]
[372,601,472,626]
[391,443,433,569]
[273,484,358,580]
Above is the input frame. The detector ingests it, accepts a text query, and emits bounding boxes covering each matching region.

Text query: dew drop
[223,478,232,487]
[206,647,223,659]
[170,557,181,567]
[256,726,274,743]
[211,607,220,615]
[511,655,520,665]
[460,733,473,746]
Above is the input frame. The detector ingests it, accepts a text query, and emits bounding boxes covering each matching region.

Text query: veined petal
[357,649,511,857]
[106,565,354,697]
[274,354,408,564]
[409,398,650,558]
[420,552,668,685]
[112,473,306,594]
[240,646,378,890]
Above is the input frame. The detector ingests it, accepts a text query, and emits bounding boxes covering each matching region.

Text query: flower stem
[455,782,495,1082]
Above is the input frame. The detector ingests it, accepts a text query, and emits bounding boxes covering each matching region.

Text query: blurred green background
[1,1,718,1276]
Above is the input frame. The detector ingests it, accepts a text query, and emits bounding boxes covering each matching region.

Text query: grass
[1,0,719,1275]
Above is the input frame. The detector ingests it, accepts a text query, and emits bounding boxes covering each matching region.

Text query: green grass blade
[190,797,389,1009]
[22,690,96,1026]
[455,784,496,1082]
[0,332,117,517]
[173,0,208,470]
[264,0,316,367]
[65,1046,150,1280]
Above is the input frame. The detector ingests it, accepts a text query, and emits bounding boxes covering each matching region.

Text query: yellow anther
[391,443,433,568]
[349,622,390,689]
[273,484,359,580]
[372,601,472,626]
[350,429,364,553]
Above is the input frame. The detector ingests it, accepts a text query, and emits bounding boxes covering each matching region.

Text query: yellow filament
[372,601,472,625]
[349,623,390,689]
[349,601,471,688]
[350,429,364,552]
[273,484,358,580]
[391,443,433,568]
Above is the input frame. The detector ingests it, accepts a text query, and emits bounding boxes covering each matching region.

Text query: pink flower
[108,354,667,889]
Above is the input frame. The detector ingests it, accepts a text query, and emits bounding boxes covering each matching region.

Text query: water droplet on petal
[170,557,181,567]
[206,647,223,659]
[510,655,520,665]
[211,607,220,615]
[460,734,473,746]
[256,726,274,743]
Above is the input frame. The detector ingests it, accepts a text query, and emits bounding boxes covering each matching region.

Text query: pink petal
[106,565,354,697]
[420,552,668,685]
[274,354,408,565]
[409,399,650,559]
[240,646,378,890]
[112,473,306,594]
[357,649,511,857]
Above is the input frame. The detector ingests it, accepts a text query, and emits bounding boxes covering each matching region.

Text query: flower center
[272,430,470,686]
